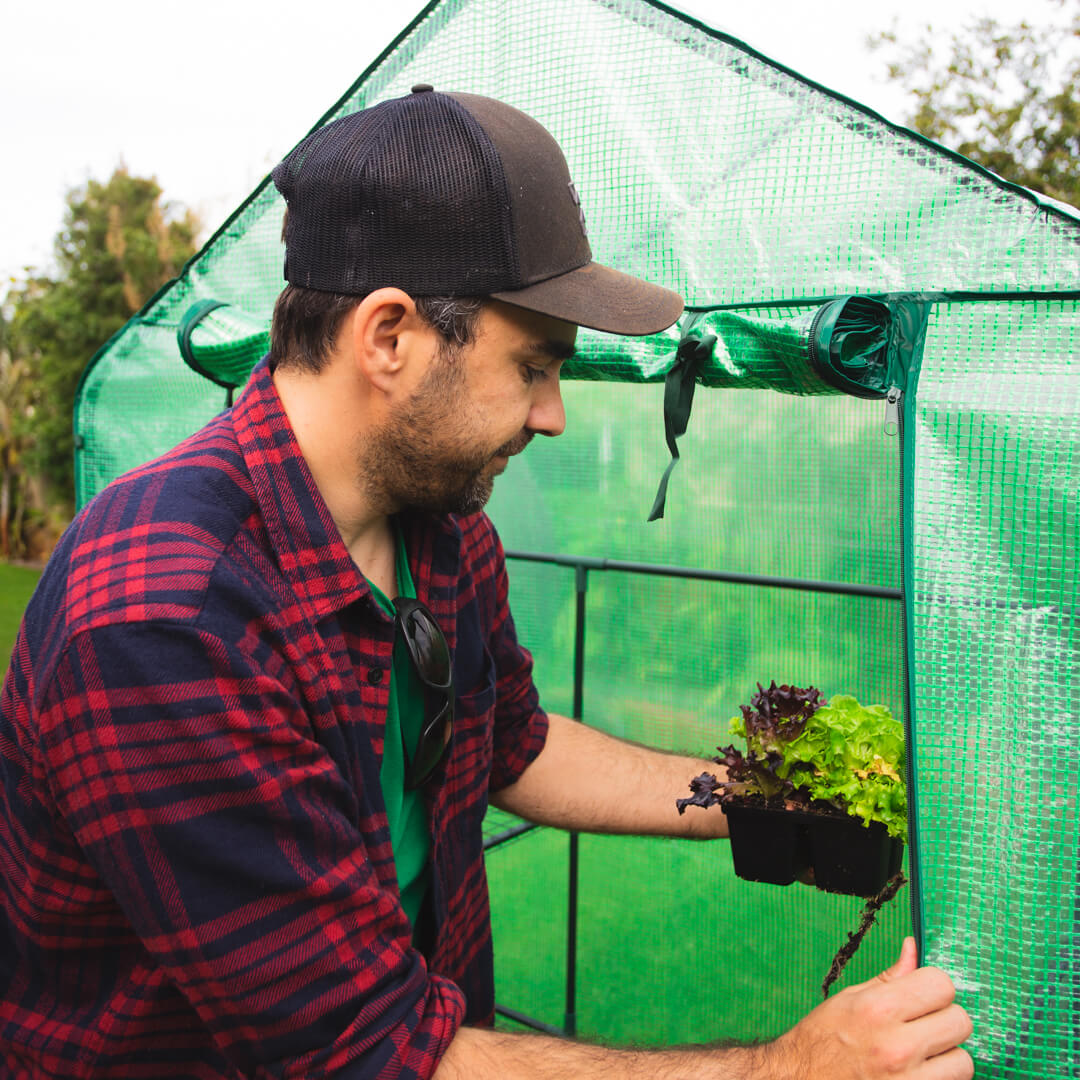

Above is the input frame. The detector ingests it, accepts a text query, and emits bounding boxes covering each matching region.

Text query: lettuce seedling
[677,681,907,842]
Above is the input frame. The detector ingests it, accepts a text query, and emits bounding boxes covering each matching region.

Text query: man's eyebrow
[523,340,578,363]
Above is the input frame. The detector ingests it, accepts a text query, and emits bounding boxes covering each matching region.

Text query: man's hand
[765,936,974,1079]
[434,938,972,1078]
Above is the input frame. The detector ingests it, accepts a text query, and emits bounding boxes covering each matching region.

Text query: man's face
[363,300,575,515]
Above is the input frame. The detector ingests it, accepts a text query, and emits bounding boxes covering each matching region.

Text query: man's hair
[267,285,485,375]
[268,206,485,374]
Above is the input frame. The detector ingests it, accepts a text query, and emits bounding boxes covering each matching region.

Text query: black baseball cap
[271,85,684,336]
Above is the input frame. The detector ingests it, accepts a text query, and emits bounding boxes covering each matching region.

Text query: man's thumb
[879,936,918,981]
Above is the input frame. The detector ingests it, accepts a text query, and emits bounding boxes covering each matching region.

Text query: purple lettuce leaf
[741,680,826,742]
[675,771,724,814]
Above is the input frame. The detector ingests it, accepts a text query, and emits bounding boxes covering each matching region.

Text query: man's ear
[348,288,426,394]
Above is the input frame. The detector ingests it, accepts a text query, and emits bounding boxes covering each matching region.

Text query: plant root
[821,871,907,999]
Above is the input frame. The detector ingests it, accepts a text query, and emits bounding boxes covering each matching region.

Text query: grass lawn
[487,822,911,1046]
[1,562,43,676]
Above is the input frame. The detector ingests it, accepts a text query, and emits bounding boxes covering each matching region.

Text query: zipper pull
[884,386,903,437]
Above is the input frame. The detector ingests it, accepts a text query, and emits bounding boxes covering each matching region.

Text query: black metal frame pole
[564,563,588,1038]
[505,549,901,601]
[494,1004,568,1037]
[493,548,901,1038]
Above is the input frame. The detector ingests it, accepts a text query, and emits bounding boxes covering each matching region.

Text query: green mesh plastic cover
[72,0,1080,1074]
[177,300,270,391]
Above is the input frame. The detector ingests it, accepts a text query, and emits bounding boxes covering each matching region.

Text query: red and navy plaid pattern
[0,359,548,1078]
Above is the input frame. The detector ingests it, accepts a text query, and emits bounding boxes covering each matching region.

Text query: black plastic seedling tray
[722,798,904,897]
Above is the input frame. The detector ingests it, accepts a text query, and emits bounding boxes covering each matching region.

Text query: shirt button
[367,668,385,685]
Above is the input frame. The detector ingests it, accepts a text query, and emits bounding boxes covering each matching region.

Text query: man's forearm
[490,712,728,838]
[435,941,974,1080]
[434,1025,769,1080]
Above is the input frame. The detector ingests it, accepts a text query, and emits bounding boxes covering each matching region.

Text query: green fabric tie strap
[647,330,715,521]
[177,300,271,403]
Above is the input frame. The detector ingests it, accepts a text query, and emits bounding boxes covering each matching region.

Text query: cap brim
[490,261,684,336]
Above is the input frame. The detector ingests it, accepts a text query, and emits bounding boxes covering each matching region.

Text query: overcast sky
[1,0,1051,285]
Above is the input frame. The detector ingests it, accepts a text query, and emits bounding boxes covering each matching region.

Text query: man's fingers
[918,1045,975,1080]
[842,935,917,992]
[888,966,959,1022]
[878,935,918,980]
[907,1002,974,1060]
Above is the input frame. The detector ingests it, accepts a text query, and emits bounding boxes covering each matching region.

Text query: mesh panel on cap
[274,93,520,295]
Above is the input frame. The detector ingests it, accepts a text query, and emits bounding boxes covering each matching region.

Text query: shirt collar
[232,358,461,623]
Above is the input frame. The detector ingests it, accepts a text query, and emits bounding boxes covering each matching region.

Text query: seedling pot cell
[722,799,903,897]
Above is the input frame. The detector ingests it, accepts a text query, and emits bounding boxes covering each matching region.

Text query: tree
[5,168,199,517]
[871,1,1080,207]
[0,310,33,559]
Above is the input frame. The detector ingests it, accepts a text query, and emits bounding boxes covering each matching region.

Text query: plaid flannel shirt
[0,359,548,1079]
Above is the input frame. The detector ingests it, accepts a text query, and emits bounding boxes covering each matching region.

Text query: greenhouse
[73,0,1080,1076]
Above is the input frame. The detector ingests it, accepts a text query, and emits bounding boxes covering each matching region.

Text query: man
[0,87,971,1078]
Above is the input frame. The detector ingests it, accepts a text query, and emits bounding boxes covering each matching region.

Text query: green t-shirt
[368,522,431,937]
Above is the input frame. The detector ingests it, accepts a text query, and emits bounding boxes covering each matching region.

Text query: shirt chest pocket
[444,648,496,793]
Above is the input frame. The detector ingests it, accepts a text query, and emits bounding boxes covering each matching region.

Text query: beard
[361,354,531,516]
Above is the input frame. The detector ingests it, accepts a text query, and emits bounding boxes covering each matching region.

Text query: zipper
[806,303,829,383]
[885,386,902,436]
[886,383,924,962]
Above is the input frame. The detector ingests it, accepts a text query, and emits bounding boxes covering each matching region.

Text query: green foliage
[735,694,907,841]
[725,688,908,841]
[4,168,198,511]
[677,682,906,840]
[0,310,32,559]
[872,2,1080,207]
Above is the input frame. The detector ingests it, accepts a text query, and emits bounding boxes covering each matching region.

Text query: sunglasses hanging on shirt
[393,597,454,790]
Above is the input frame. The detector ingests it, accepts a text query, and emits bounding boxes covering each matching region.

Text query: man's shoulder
[402,509,504,572]
[448,512,511,624]
[41,416,264,640]
[451,510,503,561]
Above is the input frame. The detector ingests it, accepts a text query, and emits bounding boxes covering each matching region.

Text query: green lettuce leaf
[722,683,907,842]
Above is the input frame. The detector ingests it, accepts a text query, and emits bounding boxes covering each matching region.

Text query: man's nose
[527,376,566,437]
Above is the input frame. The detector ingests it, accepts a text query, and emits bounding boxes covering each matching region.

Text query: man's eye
[522,365,547,384]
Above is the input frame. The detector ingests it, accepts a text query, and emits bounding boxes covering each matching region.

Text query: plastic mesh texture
[179,303,270,389]
[906,300,1080,1077]
[74,0,1080,502]
[71,0,1080,1072]
[485,380,910,1041]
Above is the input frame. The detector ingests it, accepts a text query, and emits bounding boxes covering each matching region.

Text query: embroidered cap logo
[567,181,588,238]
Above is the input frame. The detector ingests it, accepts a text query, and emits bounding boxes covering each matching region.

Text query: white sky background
[0,0,1058,285]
